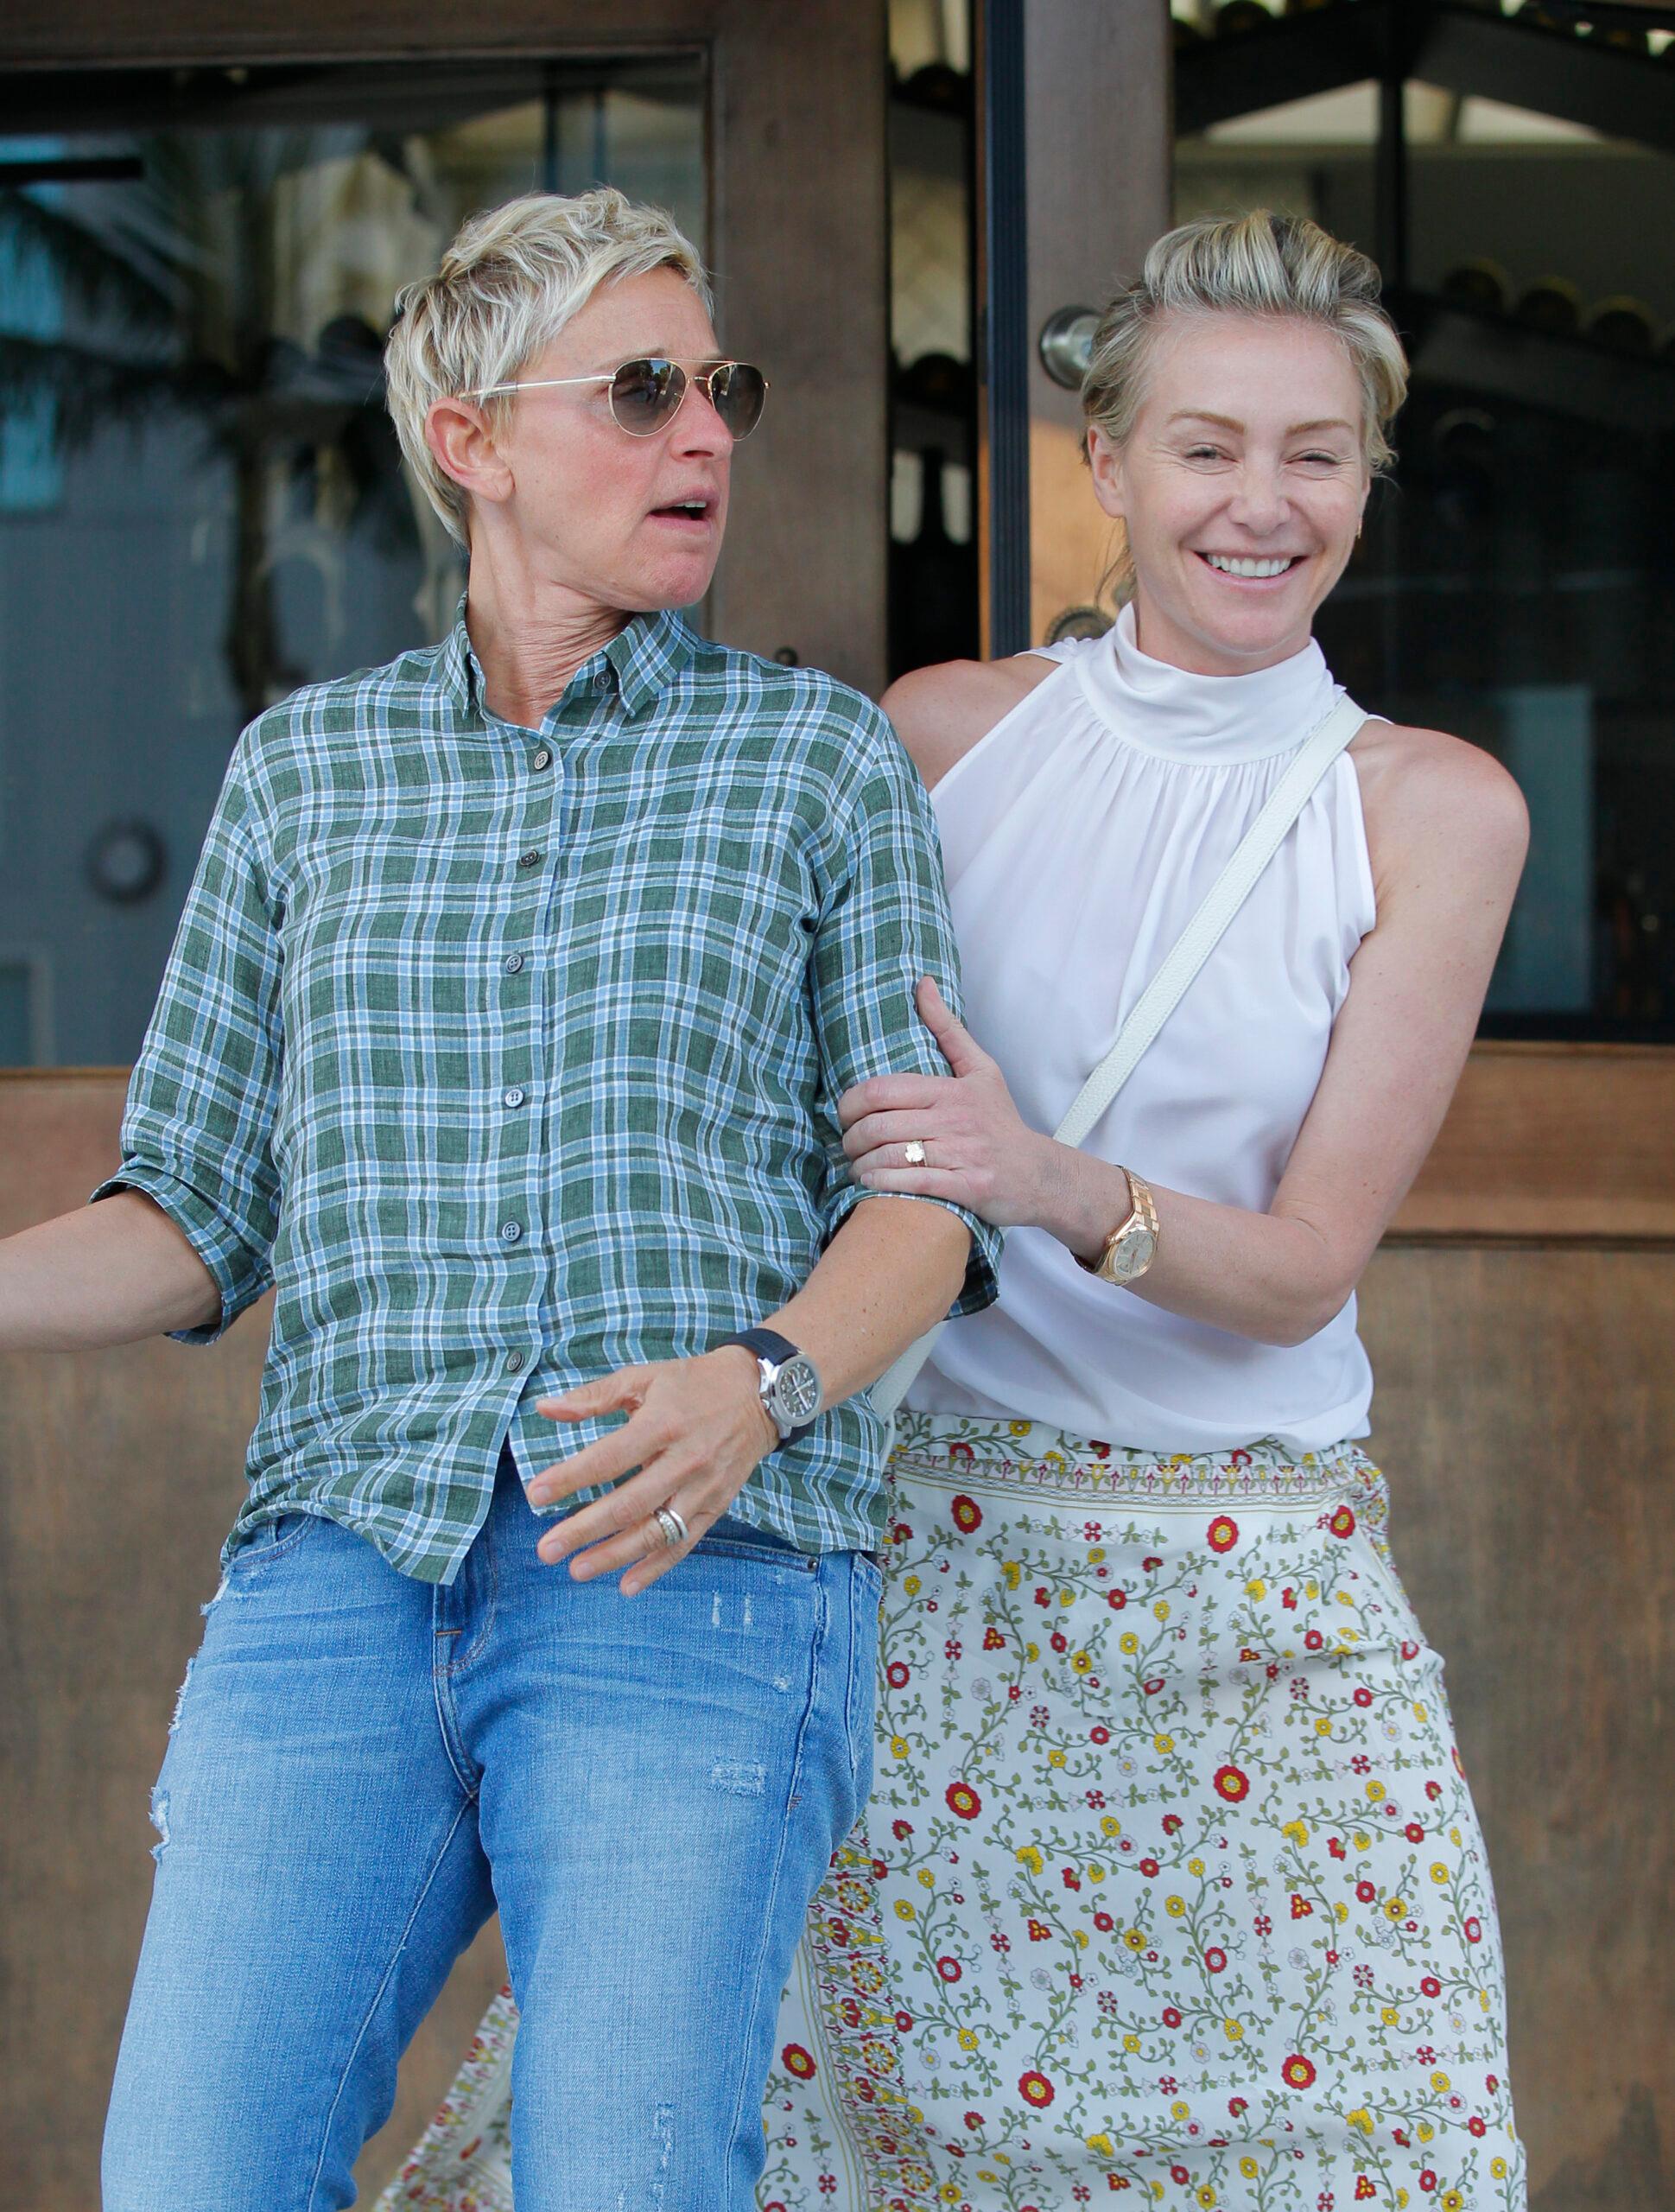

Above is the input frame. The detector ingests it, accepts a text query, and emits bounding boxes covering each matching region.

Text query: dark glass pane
[0,62,704,1065]
[1174,35,1675,1038]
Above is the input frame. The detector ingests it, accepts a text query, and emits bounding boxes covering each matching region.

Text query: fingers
[851,1165,969,1199]
[915,976,993,1077]
[536,1367,650,1423]
[841,1108,956,1164]
[620,1503,719,1597]
[535,1458,678,1557]
[529,1369,662,1505]
[836,1071,952,1130]
[536,1465,720,1596]
[581,1497,720,1598]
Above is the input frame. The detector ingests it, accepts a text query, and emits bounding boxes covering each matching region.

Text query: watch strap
[714,1327,817,1446]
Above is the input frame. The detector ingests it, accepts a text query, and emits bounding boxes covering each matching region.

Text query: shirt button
[531,746,553,772]
[504,1348,528,1373]
[499,1219,523,1245]
[502,952,525,975]
[503,1085,527,1109]
[517,849,543,870]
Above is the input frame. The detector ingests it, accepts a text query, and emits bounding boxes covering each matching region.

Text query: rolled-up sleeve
[808,727,1002,1319]
[89,730,283,1344]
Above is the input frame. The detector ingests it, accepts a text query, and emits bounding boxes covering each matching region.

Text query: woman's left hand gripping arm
[839,976,1054,1230]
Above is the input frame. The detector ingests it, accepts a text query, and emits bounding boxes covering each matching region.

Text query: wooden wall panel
[1393,1044,1675,1243]
[1021,0,1171,647]
[1360,1243,1675,2209]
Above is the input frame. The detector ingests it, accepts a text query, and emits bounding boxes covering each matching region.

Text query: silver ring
[653,1504,688,1550]
[903,1140,927,1166]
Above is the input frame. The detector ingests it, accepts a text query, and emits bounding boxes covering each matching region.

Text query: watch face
[1106,1228,1158,1284]
[770,1354,822,1425]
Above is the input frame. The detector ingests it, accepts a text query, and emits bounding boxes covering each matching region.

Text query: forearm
[1031,1140,1351,1348]
[767,1196,972,1405]
[0,1189,222,1351]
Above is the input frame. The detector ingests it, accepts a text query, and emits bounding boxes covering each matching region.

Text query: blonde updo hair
[384,188,712,544]
[1082,210,1408,598]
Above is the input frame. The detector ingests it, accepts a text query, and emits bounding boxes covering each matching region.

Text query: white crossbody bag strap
[869,692,1365,1425]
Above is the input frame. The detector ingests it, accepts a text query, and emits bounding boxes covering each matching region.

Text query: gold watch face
[1102,1226,1157,1284]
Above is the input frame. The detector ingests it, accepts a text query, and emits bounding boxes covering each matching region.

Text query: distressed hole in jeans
[168,1656,195,1737]
[149,1784,169,1863]
[710,1758,766,1796]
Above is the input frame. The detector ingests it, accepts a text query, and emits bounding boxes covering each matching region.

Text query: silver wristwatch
[716,1327,823,1447]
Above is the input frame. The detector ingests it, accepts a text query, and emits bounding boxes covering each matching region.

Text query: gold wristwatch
[1075,1166,1160,1287]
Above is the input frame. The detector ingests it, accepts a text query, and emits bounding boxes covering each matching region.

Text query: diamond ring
[653,1504,689,1550]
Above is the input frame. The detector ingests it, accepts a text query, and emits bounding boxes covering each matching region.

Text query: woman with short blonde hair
[384,186,712,543]
[796,205,1527,2210]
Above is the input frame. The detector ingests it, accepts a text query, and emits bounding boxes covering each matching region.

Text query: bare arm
[880,655,1055,791]
[0,1188,222,1351]
[521,1194,972,1592]
[841,716,1529,1347]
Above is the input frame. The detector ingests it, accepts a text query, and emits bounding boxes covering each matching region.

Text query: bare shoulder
[880,653,1057,791]
[1349,718,1529,893]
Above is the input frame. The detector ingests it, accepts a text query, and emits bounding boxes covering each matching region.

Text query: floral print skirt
[379,1414,1523,2212]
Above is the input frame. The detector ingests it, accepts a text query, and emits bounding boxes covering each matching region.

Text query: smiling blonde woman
[390,210,1526,2212]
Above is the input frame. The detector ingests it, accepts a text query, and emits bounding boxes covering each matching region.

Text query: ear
[1087,424,1126,524]
[424,396,515,517]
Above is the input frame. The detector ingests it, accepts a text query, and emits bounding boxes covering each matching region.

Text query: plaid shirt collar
[435,598,700,724]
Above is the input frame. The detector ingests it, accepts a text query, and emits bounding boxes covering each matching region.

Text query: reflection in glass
[0,64,704,1064]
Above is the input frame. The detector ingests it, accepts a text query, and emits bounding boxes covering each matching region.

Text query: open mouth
[1196,551,1304,580]
[651,499,714,525]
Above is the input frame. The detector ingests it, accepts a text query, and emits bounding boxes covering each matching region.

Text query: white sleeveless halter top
[906,602,1379,1453]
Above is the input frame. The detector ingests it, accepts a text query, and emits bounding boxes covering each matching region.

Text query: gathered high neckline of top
[1074,601,1342,767]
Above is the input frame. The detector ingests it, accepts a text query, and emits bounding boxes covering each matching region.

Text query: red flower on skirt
[951,1494,983,1533]
[783,2044,817,2080]
[945,1780,982,1821]
[1329,1505,1356,1538]
[1281,2053,1317,2089]
[1207,1515,1239,1553]
[1213,1764,1251,1803]
[1018,2070,1056,2108]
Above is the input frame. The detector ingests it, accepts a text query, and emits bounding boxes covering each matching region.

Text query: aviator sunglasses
[466,356,769,440]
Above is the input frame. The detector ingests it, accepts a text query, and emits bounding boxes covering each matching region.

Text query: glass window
[1174,1,1675,1039]
[0,60,704,1065]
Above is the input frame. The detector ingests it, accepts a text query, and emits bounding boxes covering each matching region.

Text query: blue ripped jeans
[102,1445,880,2212]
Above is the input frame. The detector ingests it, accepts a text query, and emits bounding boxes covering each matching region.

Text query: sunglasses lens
[610,358,684,434]
[708,363,767,439]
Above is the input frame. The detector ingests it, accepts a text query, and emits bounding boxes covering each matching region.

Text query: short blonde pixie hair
[385,187,712,543]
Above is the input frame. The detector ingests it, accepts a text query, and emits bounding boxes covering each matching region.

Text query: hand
[838,976,1049,1229]
[526,1347,778,1595]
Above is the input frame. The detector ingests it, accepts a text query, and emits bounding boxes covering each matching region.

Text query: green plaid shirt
[94,607,999,1581]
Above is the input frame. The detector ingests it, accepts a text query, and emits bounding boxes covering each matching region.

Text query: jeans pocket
[225,1509,319,1578]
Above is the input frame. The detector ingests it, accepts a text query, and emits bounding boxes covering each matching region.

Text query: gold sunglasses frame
[462,358,770,438]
